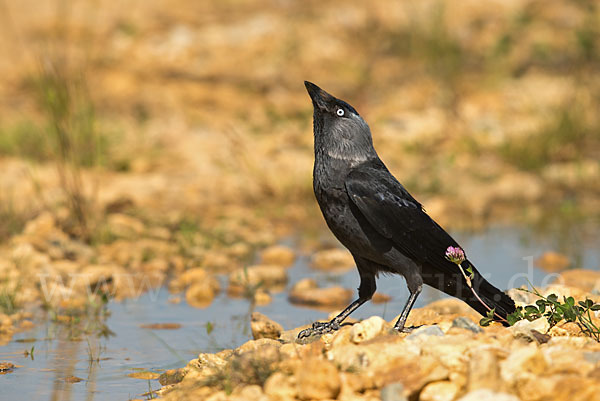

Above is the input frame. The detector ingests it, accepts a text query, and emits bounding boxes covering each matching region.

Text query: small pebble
[381,382,407,401]
[406,325,444,340]
[451,317,483,333]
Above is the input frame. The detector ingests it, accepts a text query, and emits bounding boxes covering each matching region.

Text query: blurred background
[0,0,598,235]
[0,0,599,399]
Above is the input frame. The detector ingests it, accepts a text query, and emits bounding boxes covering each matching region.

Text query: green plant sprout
[501,284,600,341]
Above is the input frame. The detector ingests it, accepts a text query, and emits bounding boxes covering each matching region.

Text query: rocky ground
[153,277,600,401]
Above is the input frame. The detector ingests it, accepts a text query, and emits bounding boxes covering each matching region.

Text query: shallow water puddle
[1,225,598,400]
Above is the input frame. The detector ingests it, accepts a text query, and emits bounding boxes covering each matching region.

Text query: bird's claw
[394,324,423,333]
[297,321,340,339]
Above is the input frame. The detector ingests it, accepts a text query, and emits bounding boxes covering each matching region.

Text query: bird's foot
[394,324,423,333]
[297,321,340,339]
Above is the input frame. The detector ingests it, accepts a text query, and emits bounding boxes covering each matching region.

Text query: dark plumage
[299,81,515,338]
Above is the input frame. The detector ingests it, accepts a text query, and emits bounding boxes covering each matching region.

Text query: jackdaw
[299,81,515,338]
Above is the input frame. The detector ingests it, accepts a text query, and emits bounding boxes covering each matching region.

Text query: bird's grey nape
[317,113,377,166]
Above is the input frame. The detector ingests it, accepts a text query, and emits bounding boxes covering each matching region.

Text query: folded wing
[345,162,461,274]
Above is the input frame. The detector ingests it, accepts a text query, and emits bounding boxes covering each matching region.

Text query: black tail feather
[462,260,516,325]
[423,259,516,326]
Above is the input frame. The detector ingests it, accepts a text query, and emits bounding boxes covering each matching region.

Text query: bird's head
[304,81,376,163]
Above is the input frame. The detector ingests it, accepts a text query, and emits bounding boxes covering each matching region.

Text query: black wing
[345,162,461,273]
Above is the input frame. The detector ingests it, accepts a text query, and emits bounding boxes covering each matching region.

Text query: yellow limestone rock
[296,358,341,400]
[351,316,386,344]
[250,312,283,340]
[261,245,296,267]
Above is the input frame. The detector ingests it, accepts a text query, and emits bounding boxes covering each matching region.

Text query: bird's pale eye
[336,108,344,117]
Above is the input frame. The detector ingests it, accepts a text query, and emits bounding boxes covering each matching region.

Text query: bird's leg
[297,298,368,339]
[298,268,375,339]
[393,285,422,333]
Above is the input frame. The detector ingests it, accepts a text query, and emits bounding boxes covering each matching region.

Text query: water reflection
[49,339,80,401]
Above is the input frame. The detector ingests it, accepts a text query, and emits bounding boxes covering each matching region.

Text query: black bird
[299,81,515,338]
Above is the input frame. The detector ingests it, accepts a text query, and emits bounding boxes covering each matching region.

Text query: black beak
[304,81,333,110]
